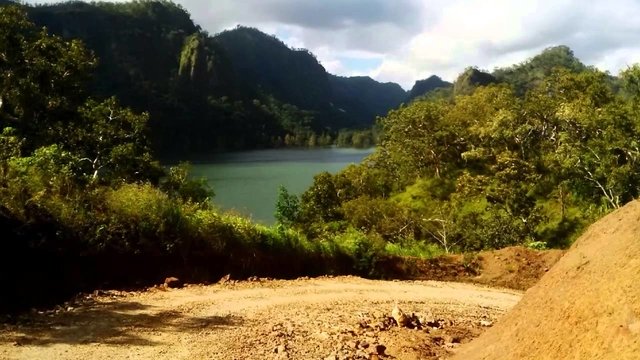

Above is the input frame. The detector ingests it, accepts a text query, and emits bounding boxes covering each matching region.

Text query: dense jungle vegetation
[2,0,640,312]
[12,0,408,156]
[287,47,640,256]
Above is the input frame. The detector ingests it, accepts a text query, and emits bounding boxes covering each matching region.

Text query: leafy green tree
[0,5,95,151]
[493,45,586,95]
[74,97,162,184]
[299,172,342,224]
[161,162,213,203]
[274,185,300,226]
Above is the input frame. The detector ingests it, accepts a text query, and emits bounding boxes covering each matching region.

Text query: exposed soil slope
[454,201,640,360]
[0,277,521,360]
[385,246,564,290]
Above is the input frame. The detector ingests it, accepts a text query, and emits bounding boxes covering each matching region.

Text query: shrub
[103,183,185,254]
[384,241,445,259]
[333,227,385,276]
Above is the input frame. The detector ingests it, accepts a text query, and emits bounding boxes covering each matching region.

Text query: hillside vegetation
[2,1,640,315]
[0,5,391,312]
[15,1,407,156]
[286,47,640,258]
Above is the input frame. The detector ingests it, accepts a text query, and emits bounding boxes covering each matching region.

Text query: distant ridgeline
[0,0,608,157]
[0,0,407,156]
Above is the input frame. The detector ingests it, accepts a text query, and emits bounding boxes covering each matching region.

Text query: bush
[333,227,385,276]
[384,241,445,259]
[525,241,548,250]
[103,183,186,254]
[341,196,417,241]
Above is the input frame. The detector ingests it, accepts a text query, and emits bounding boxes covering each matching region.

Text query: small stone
[164,277,183,289]
[218,274,231,284]
[274,345,286,353]
[445,335,462,344]
[391,304,409,327]
[480,320,493,327]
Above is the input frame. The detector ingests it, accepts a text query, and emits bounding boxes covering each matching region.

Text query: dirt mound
[472,246,564,290]
[453,201,640,360]
[380,247,564,291]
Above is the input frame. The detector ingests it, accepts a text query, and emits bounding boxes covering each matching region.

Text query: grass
[384,241,446,259]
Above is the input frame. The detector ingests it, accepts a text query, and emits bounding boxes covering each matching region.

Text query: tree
[74,97,162,184]
[0,5,95,151]
[274,185,300,226]
[299,172,341,223]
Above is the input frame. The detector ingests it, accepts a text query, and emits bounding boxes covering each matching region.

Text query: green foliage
[75,97,162,184]
[333,227,385,276]
[335,129,377,148]
[525,241,548,250]
[299,172,342,224]
[341,196,416,241]
[493,46,586,96]
[384,241,445,259]
[453,67,497,96]
[8,3,401,156]
[274,185,300,226]
[0,5,95,151]
[406,75,452,102]
[297,60,640,254]
[328,74,406,127]
[161,162,213,203]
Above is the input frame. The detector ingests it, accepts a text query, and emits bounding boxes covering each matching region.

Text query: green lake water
[189,147,374,224]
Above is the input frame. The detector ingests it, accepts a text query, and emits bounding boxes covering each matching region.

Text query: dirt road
[0,276,521,360]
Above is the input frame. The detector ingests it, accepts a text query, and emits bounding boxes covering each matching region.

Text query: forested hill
[406,75,452,101]
[405,46,591,101]
[493,45,587,95]
[328,75,407,126]
[8,0,408,156]
[0,1,597,157]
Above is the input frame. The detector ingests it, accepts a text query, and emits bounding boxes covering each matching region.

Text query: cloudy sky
[23,0,640,89]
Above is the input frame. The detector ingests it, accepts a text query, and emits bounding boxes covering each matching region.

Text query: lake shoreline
[189,147,374,224]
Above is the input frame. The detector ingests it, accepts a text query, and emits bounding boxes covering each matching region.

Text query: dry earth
[454,200,640,360]
[0,276,521,360]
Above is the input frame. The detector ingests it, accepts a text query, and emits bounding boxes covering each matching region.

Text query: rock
[373,344,386,355]
[426,319,444,329]
[391,304,409,327]
[218,274,231,284]
[480,319,493,327]
[445,335,462,344]
[346,340,359,349]
[163,277,183,289]
[274,345,286,354]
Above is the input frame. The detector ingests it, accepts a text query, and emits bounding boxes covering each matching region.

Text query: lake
[189,147,374,224]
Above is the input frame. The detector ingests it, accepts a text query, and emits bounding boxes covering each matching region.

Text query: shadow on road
[0,299,243,347]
